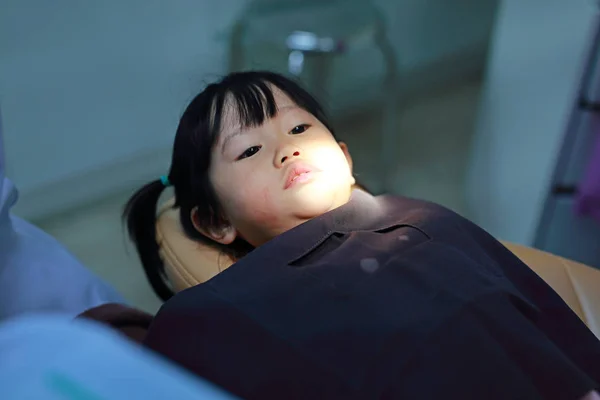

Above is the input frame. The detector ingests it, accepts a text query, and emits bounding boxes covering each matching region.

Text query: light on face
[303,138,350,174]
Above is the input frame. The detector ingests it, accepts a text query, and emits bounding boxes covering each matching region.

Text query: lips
[284,162,320,189]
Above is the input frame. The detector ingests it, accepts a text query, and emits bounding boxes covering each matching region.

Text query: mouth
[284,162,320,189]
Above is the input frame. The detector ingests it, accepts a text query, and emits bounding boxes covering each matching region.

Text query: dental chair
[154,199,600,339]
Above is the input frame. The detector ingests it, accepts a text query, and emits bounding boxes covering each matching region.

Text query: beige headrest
[500,242,600,338]
[156,198,600,339]
[156,199,234,292]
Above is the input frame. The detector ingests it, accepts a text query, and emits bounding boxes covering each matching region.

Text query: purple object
[575,129,600,222]
[0,107,126,319]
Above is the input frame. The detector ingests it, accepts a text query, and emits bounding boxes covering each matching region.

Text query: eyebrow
[219,105,300,155]
[220,130,244,155]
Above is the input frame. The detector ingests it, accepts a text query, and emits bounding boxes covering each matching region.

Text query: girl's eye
[290,124,311,135]
[237,145,261,160]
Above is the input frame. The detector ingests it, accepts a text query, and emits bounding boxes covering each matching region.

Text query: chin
[290,181,350,219]
[293,198,335,219]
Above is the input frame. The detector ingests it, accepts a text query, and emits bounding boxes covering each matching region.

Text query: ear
[190,207,237,245]
[338,141,356,185]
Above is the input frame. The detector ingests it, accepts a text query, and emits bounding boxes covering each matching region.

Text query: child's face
[205,88,355,247]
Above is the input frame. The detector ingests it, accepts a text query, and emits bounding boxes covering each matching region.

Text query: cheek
[248,187,278,222]
[310,145,351,176]
[231,182,280,225]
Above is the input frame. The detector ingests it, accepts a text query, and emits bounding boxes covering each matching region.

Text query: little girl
[124,71,600,399]
[125,71,359,301]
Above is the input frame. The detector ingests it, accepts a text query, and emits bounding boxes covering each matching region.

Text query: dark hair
[123,71,340,301]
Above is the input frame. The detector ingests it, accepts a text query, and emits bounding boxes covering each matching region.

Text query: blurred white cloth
[0,315,235,399]
[0,108,125,319]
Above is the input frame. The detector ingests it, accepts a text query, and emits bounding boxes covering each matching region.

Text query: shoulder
[375,194,463,229]
[382,194,458,214]
[154,282,223,319]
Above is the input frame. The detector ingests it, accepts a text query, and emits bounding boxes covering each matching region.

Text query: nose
[276,147,301,167]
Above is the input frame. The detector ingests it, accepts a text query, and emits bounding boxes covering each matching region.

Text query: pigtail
[123,180,174,302]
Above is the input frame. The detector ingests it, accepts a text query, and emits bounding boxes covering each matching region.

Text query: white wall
[0,0,496,220]
[466,0,598,245]
[378,0,496,71]
[0,0,245,190]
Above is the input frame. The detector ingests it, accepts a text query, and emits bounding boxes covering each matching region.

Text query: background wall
[0,0,496,220]
[465,0,598,245]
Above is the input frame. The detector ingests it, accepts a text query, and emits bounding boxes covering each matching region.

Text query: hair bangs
[208,78,277,138]
[231,79,279,129]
